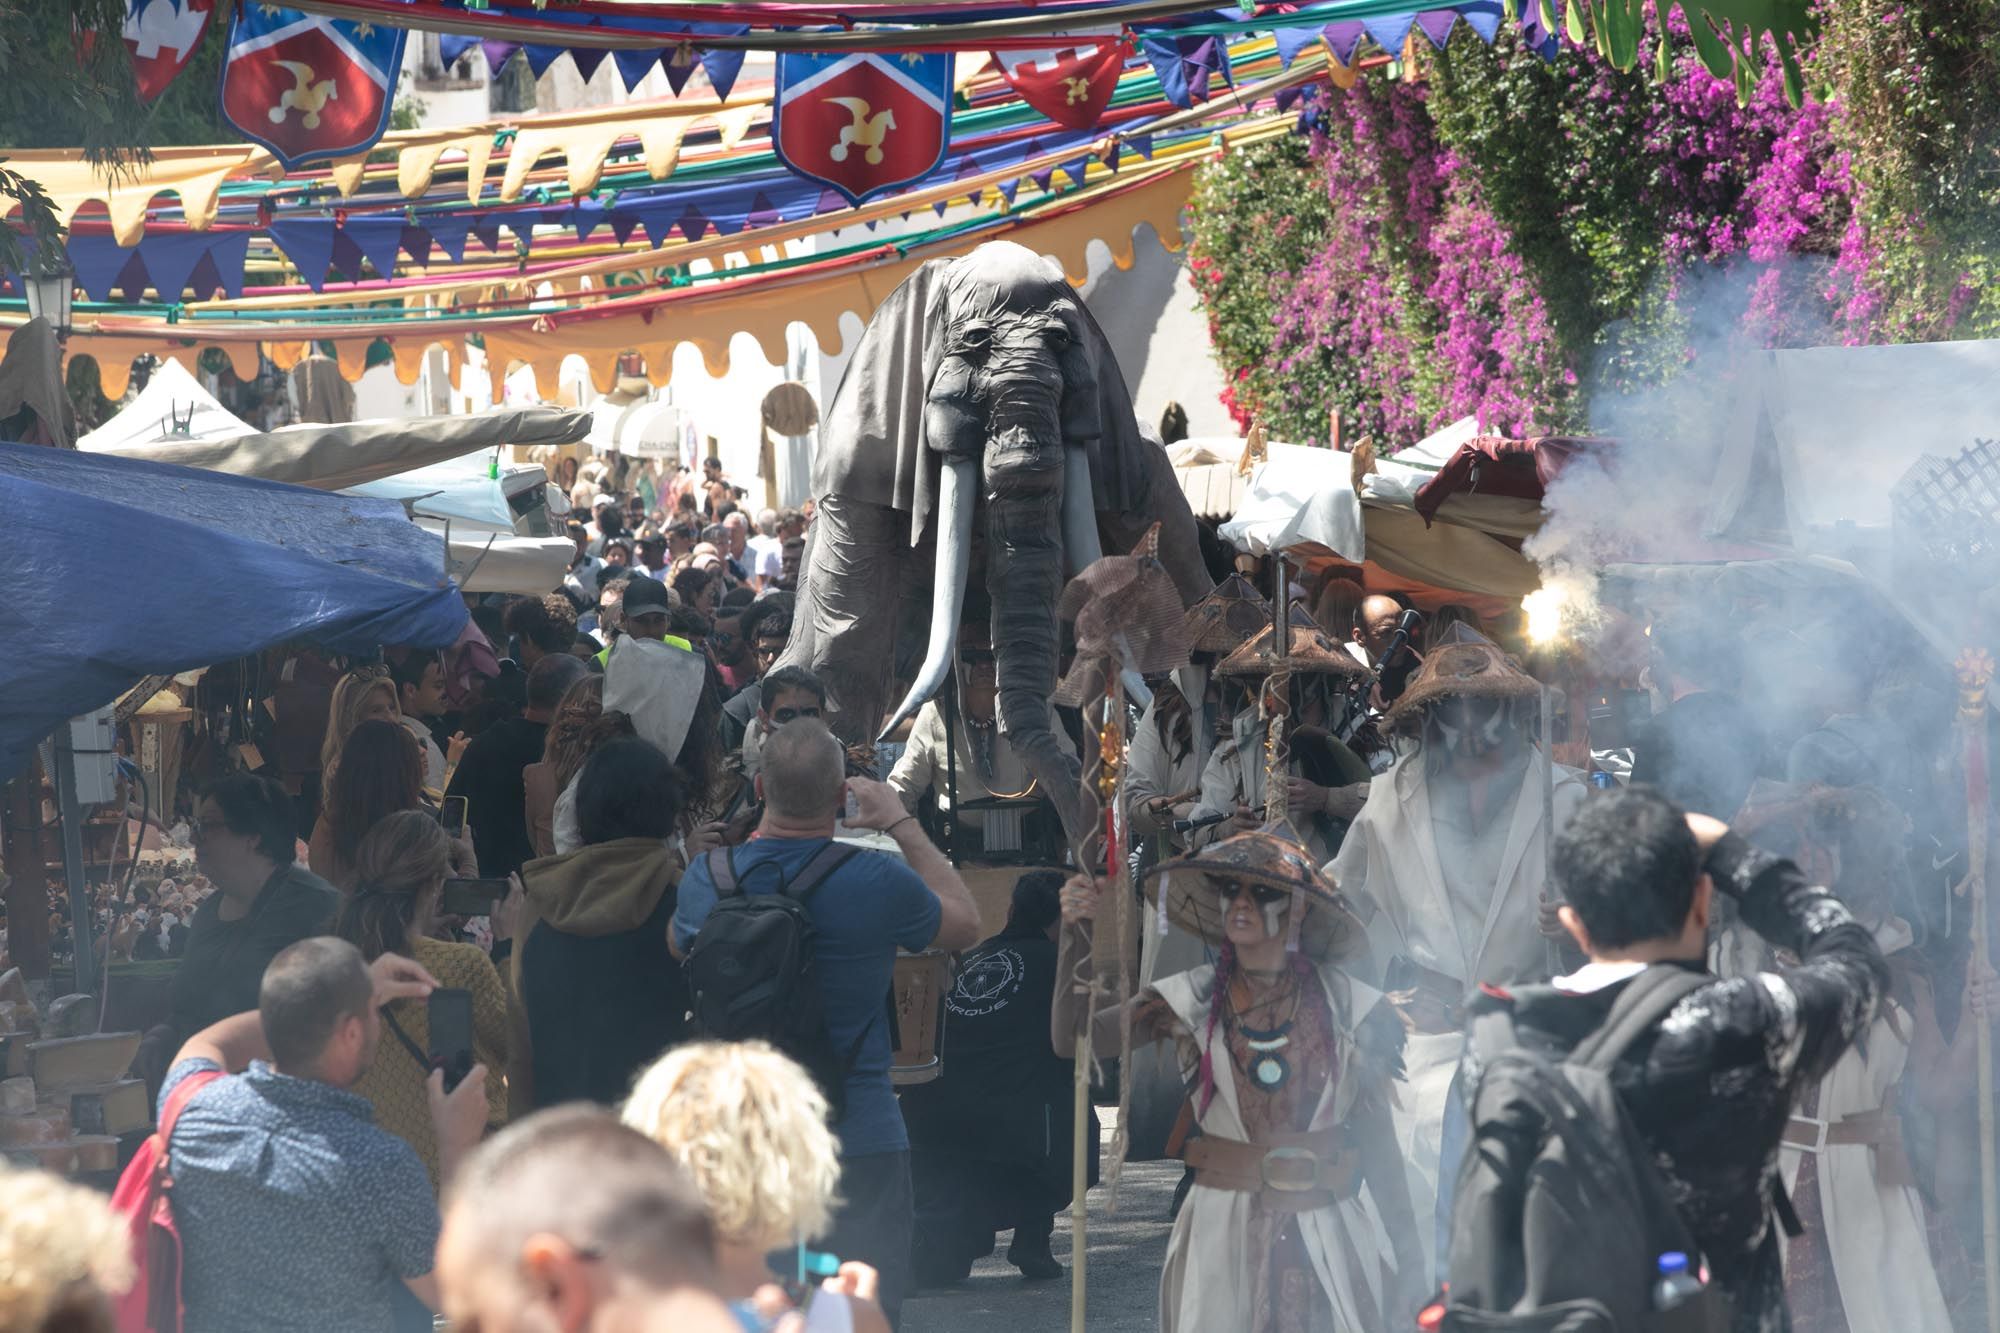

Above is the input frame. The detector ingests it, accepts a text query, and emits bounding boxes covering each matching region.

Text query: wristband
[885,814,918,837]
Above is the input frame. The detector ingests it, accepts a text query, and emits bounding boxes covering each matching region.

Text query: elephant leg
[781,493,904,744]
[987,492,1084,839]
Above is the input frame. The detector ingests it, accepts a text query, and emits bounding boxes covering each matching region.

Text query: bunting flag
[123,0,215,102]
[220,6,409,170]
[994,34,1128,131]
[772,51,954,207]
[1139,29,1233,109]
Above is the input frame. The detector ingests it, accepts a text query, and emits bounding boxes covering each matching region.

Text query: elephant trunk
[878,456,976,741]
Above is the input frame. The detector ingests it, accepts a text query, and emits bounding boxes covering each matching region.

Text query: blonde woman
[623,1042,890,1333]
[335,810,513,1187]
[0,1165,131,1333]
[321,668,401,797]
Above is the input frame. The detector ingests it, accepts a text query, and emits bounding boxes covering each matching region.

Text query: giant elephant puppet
[777,239,1214,842]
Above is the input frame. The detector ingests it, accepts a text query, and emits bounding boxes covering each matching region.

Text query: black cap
[622,576,671,617]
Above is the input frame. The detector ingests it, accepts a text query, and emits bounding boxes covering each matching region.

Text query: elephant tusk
[879,456,976,742]
[1060,447,1103,578]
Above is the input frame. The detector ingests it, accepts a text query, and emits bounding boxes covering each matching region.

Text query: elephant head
[778,240,1211,839]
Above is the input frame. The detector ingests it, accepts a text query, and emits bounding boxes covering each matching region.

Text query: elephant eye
[955,323,993,355]
[1041,323,1074,348]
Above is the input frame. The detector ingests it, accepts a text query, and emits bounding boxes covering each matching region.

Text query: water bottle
[1653,1251,1704,1311]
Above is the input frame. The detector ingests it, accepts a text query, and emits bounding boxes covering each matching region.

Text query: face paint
[1260,897,1290,939]
[1427,697,1519,758]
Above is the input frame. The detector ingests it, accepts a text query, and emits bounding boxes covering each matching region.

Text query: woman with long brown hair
[309,720,430,891]
[524,674,605,861]
[336,811,510,1190]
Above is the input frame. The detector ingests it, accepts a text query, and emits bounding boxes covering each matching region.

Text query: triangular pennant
[607,209,642,246]
[1139,30,1231,108]
[327,230,366,284]
[124,0,216,103]
[1321,21,1366,66]
[421,213,474,264]
[482,39,520,73]
[1415,9,1461,48]
[398,224,431,265]
[674,208,711,243]
[437,34,478,66]
[1362,14,1417,56]
[1059,155,1092,189]
[745,192,784,230]
[1128,133,1155,160]
[933,199,951,217]
[1463,7,1503,42]
[343,214,407,280]
[570,198,607,244]
[994,33,1126,130]
[64,236,133,303]
[570,47,609,82]
[1030,167,1056,192]
[661,41,702,96]
[203,233,251,299]
[135,232,220,302]
[269,219,337,291]
[1273,24,1320,68]
[614,47,659,92]
[701,46,747,100]
[523,44,567,78]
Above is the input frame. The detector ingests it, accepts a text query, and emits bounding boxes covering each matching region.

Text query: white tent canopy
[1172,418,1542,600]
[588,399,688,459]
[77,358,254,451]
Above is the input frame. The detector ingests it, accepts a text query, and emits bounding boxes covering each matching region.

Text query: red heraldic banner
[123,0,215,103]
[773,52,954,207]
[995,36,1129,131]
[220,6,409,171]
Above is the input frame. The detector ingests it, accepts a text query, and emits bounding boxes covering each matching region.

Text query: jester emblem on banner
[994,35,1128,131]
[123,0,215,103]
[773,52,953,206]
[221,6,409,170]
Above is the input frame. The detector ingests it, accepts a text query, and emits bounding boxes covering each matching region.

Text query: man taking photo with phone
[159,937,491,1332]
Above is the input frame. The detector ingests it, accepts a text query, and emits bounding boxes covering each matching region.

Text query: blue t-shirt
[673,837,941,1157]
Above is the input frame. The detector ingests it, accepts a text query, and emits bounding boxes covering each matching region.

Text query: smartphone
[437,795,469,838]
[441,876,509,917]
[427,988,475,1093]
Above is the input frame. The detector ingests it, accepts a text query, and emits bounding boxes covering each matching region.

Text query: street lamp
[21,253,74,342]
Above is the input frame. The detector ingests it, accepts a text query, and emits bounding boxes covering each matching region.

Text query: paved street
[902,1141,1178,1333]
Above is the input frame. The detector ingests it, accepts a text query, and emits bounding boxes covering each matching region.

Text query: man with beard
[1328,633,1586,1278]
[903,871,1094,1285]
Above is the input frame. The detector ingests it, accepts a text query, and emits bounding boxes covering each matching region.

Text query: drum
[890,948,952,1086]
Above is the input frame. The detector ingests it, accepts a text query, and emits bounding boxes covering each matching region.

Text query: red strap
[156,1068,226,1146]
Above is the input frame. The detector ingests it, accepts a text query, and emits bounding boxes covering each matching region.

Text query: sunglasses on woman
[1212,880,1289,906]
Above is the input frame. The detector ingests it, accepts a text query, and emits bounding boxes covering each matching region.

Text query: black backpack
[1438,966,1734,1333]
[683,841,864,1118]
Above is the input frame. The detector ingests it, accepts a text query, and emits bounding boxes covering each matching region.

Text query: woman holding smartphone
[335,810,515,1187]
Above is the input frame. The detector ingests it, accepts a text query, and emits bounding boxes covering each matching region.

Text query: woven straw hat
[1213,604,1368,681]
[1147,826,1365,962]
[1382,635,1538,727]
[1180,574,1272,656]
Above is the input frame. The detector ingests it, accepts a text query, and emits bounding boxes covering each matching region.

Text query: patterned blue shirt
[162,1057,439,1333]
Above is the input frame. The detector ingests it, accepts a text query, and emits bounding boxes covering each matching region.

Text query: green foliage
[0,0,229,160]
[1185,135,1334,436]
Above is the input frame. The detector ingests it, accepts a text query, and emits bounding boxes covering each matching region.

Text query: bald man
[434,1106,739,1333]
[1358,595,1422,706]
[670,721,980,1326]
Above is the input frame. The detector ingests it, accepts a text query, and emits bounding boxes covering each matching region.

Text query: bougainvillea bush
[1186,0,2000,448]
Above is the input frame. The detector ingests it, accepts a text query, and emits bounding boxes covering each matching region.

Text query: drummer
[890,628,1075,862]
[670,720,983,1328]
[903,870,1097,1287]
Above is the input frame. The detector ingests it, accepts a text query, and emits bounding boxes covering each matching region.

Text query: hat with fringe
[1180,574,1272,656]
[1382,635,1538,727]
[1213,604,1368,681]
[1147,825,1365,962]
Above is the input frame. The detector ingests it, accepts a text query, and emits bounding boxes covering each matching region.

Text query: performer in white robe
[1328,637,1584,1277]
[1126,673,1209,851]
[1054,830,1427,1332]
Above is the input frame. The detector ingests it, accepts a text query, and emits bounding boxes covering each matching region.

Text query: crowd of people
[0,449,1995,1333]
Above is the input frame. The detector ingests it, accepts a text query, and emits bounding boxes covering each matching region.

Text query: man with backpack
[672,720,982,1329]
[1441,785,1888,1333]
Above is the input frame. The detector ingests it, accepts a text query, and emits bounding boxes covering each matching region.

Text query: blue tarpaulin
[0,441,468,780]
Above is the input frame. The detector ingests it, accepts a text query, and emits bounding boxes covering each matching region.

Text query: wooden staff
[1542,680,1560,977]
[1955,648,1999,1333]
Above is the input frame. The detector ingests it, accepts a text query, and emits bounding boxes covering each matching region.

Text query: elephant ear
[1068,292,1155,518]
[811,256,956,548]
